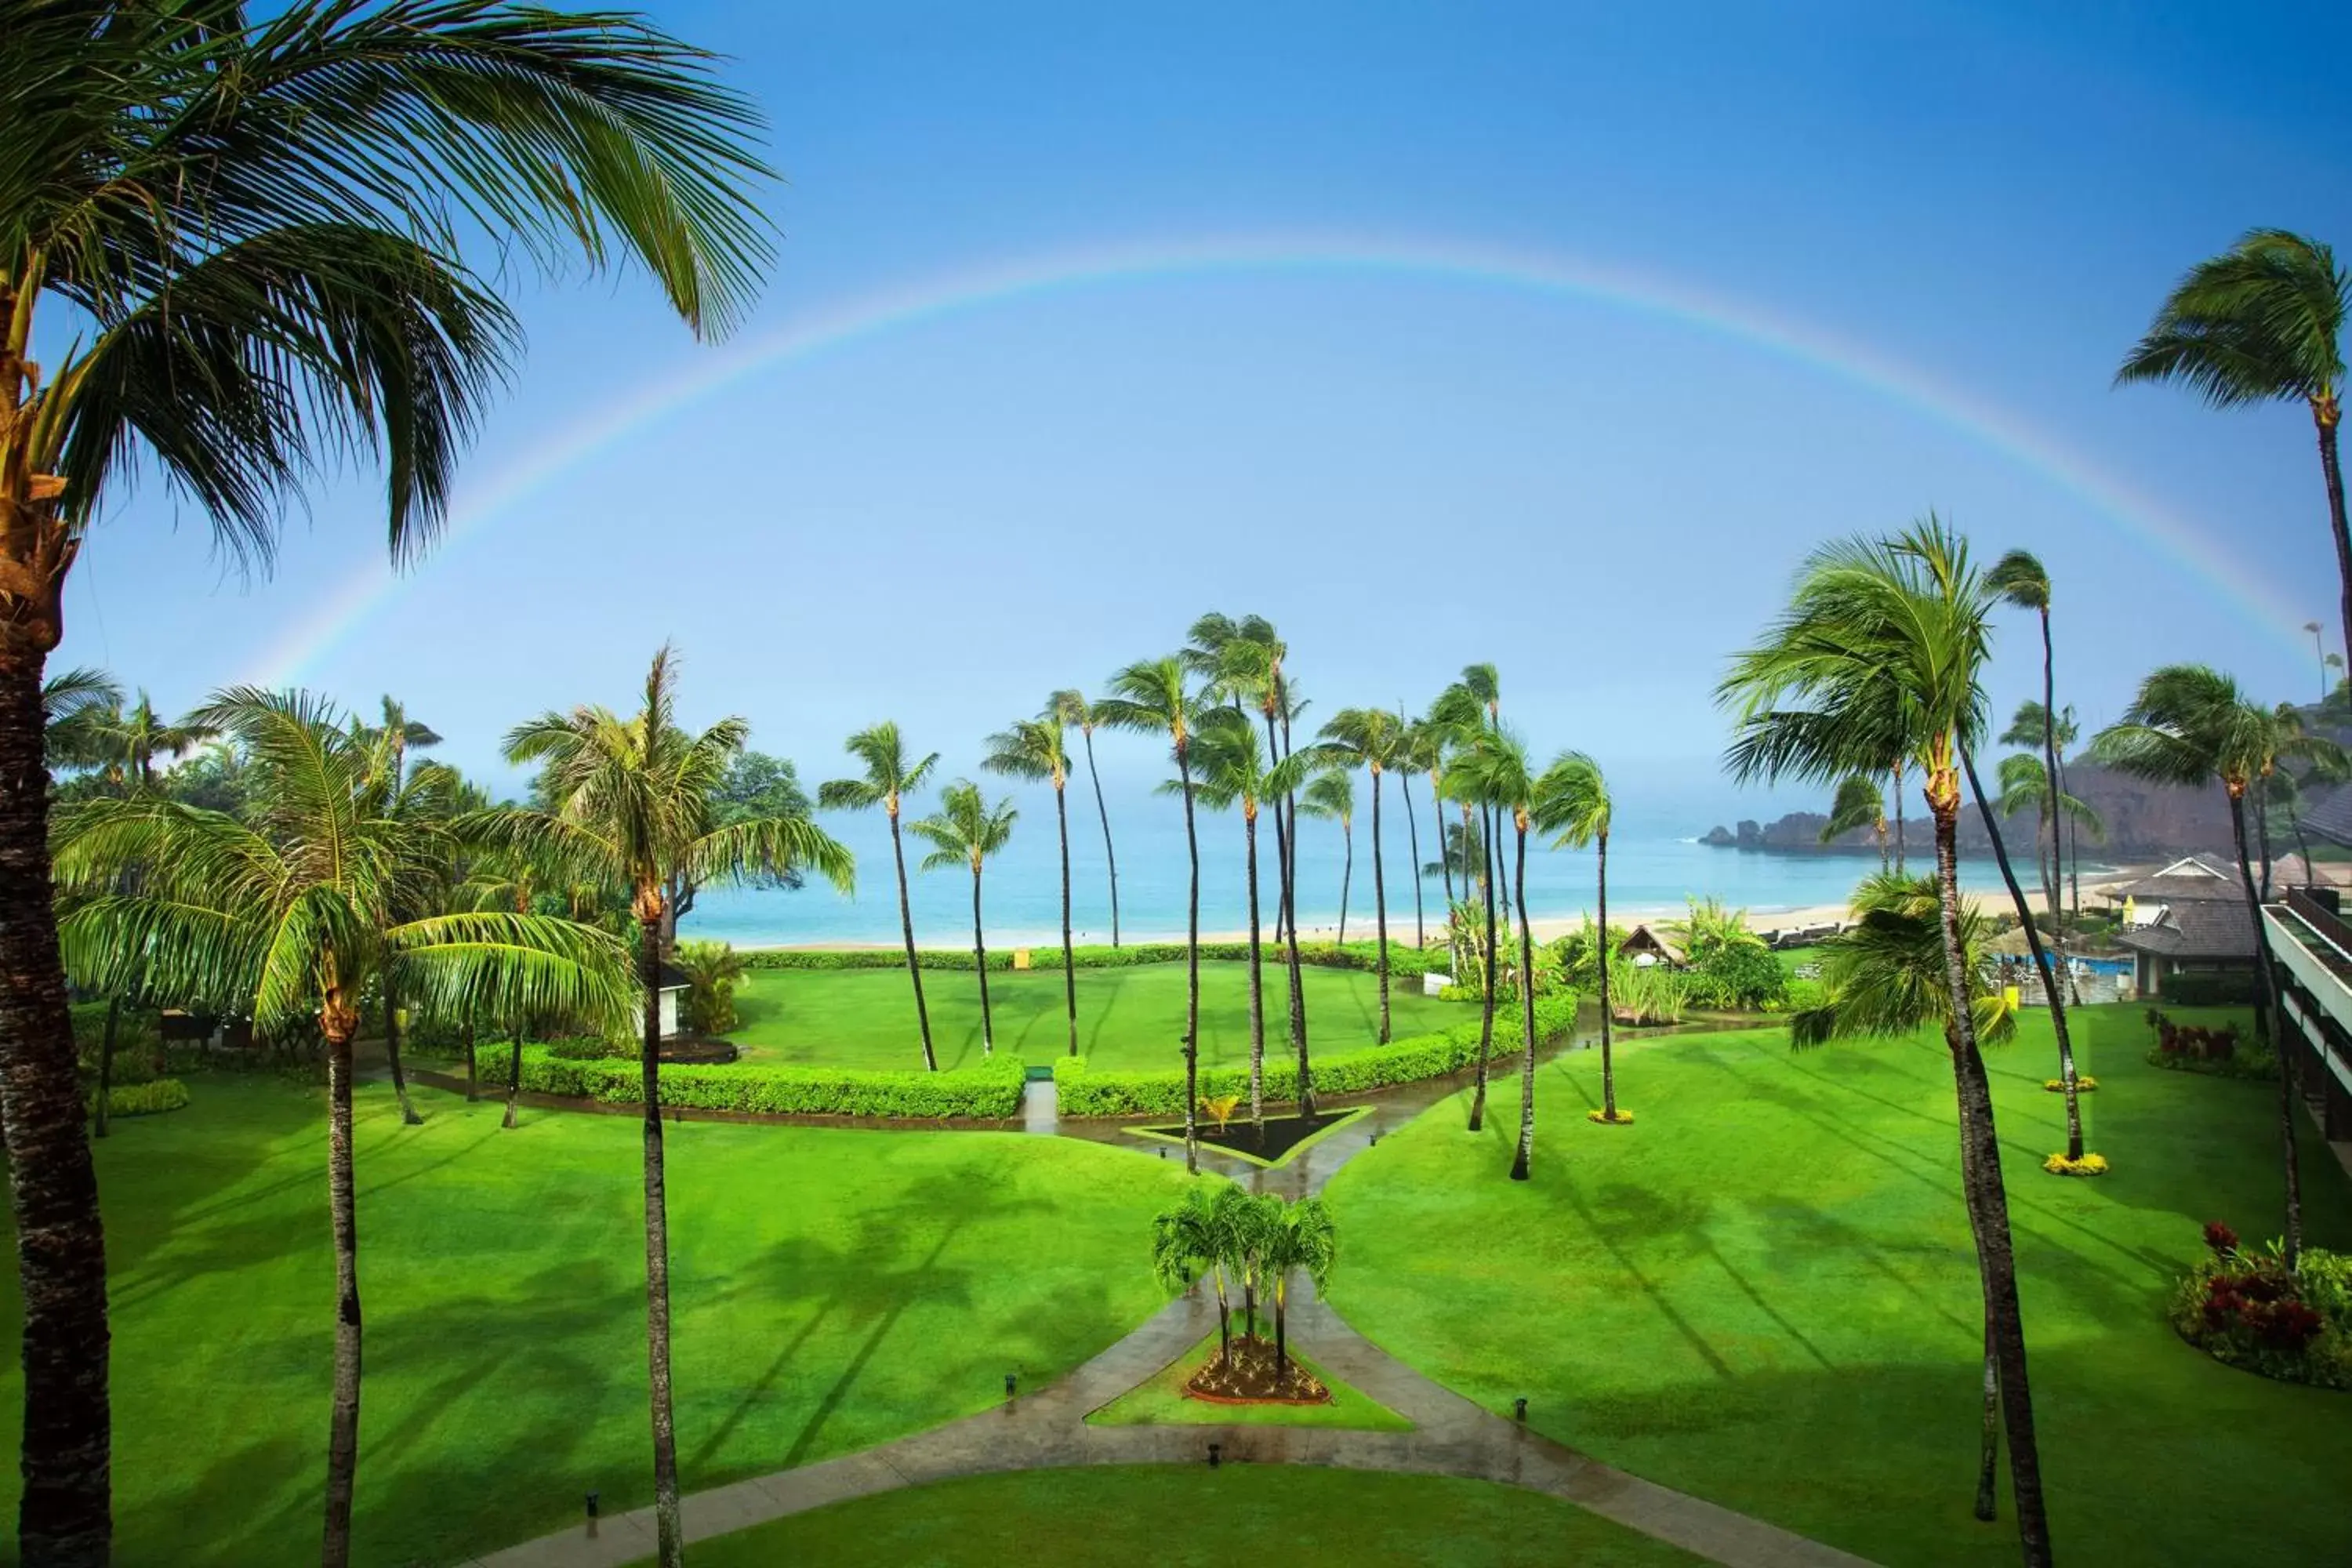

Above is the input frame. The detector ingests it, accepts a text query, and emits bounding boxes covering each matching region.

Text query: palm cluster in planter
[1151,1185,1338,1398]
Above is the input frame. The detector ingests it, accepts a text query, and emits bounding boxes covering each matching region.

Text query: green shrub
[91,1079,190,1118]
[2171,1235,2352,1390]
[470,1043,1024,1120]
[1054,994,1579,1118]
[2161,970,2261,1007]
[741,941,1442,979]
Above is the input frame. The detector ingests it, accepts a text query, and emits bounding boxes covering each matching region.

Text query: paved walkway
[460,1036,1877,1568]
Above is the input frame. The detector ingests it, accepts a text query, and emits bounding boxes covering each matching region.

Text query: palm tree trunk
[1508,815,1538,1181]
[2257,791,2276,902]
[1245,805,1265,1138]
[2035,608,2068,977]
[0,643,111,1568]
[1469,802,1501,1134]
[93,996,120,1139]
[1402,769,1426,949]
[1432,771,1455,911]
[888,810,937,1072]
[2315,400,2352,676]
[637,911,685,1568]
[1962,750,2085,1162]
[1213,1272,1231,1366]
[1337,822,1352,944]
[1490,796,1512,928]
[1893,761,1907,875]
[1278,710,1310,1114]
[1274,1284,1288,1374]
[1371,769,1391,1044]
[1929,784,2053,1567]
[1262,710,1291,946]
[1055,782,1077,1058]
[383,976,422,1127]
[1080,724,1121,948]
[971,864,993,1057]
[1598,832,1617,1120]
[321,1013,363,1568]
[2226,789,2302,1269]
[1180,741,1201,1174]
[503,1022,524,1130]
[1946,1025,2001,1523]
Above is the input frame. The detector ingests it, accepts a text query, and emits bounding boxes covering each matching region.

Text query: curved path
[459,1050,1877,1568]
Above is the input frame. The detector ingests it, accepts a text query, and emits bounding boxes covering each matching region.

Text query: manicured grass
[0,1077,1192,1567]
[1087,1330,1413,1430]
[644,1465,1701,1566]
[1323,1004,2352,1566]
[728,959,1463,1072]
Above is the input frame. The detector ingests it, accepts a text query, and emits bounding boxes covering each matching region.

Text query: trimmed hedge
[470,1043,1024,1120]
[1053,993,1581,1118]
[742,940,1444,980]
[92,1078,190,1119]
[2158,970,2261,1007]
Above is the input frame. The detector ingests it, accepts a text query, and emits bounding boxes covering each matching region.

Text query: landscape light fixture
[585,1490,600,1519]
[1513,1397,1528,1423]
[1208,1441,1222,1469]
[1005,1372,1018,1399]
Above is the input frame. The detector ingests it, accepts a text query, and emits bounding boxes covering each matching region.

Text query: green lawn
[728,959,1462,1071]
[646,1466,1700,1566]
[1323,1004,2352,1566]
[1086,1330,1413,1430]
[0,1076,1191,1567]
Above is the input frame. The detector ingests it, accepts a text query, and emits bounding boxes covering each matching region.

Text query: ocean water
[680,780,2035,949]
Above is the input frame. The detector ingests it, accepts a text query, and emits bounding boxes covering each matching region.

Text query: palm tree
[1719,517,2053,1566]
[1988,551,2080,940]
[819,723,942,1070]
[1790,870,2019,1523]
[1151,1185,1238,1367]
[1,6,771,1549]
[984,711,1081,1057]
[54,690,634,1567]
[1412,706,1457,911]
[496,648,851,1566]
[1097,657,1207,1170]
[1998,705,2083,920]
[1436,708,1505,1134]
[1536,752,1623,1122]
[1319,707,1406,1044]
[2118,230,2349,658]
[1298,771,1356,942]
[1262,1196,1338,1375]
[908,782,1018,1059]
[39,668,123,776]
[1191,714,1312,1136]
[1395,715,1430,948]
[1451,727,1543,1178]
[1820,775,1889,870]
[1991,753,2102,933]
[1052,690,1123,948]
[1457,665,1508,914]
[2091,666,2334,1269]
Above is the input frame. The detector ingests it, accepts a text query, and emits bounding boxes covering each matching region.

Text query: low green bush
[742,941,1442,979]
[2161,971,2261,1007]
[2171,1227,2352,1390]
[1054,994,1578,1117]
[91,1079,190,1119]
[470,1043,1024,1120]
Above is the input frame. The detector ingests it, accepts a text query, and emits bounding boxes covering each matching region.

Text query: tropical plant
[1820,774,1889,869]
[908,782,1018,1058]
[1395,717,1432,948]
[1200,1094,1243,1134]
[53,690,635,1566]
[671,939,747,1035]
[1097,656,1208,1168]
[1150,1185,1232,1366]
[1410,710,1457,911]
[1535,751,1622,1120]
[39,667,123,777]
[2091,665,2342,1269]
[1719,516,2053,1563]
[818,723,942,1069]
[1319,707,1406,1045]
[495,648,851,1563]
[1,3,773,1552]
[1052,690,1123,948]
[2118,230,2349,660]
[983,710,1081,1057]
[1299,771,1356,942]
[1450,725,1544,1178]
[1261,1196,1339,1374]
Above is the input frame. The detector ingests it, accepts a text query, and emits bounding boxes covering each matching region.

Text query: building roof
[2299,784,2352,850]
[2104,853,2243,904]
[1617,924,1685,964]
[2111,896,2257,961]
[658,960,691,991]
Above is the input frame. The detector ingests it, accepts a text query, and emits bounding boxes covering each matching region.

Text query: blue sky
[54,0,2352,831]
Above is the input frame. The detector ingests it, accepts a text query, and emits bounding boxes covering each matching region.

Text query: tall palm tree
[1457,665,1508,914]
[0,7,771,1552]
[1319,707,1406,1044]
[1719,517,2053,1566]
[1536,752,1623,1122]
[1997,706,2082,914]
[822,724,942,1069]
[496,648,851,1567]
[2092,666,2341,1269]
[984,710,1081,1057]
[1451,727,1542,1179]
[359,719,472,1129]
[1436,695,1506,1134]
[1097,657,1207,1169]
[1991,753,2102,935]
[54,690,634,1567]
[2119,230,2349,657]
[1412,706,1457,911]
[1820,774,1889,870]
[908,782,1018,1059]
[1052,690,1122,948]
[1988,551,2080,946]
[1189,715,1309,1136]
[1298,771,1356,942]
[1395,714,1430,948]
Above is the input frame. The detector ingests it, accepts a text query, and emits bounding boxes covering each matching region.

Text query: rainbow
[248,230,2310,684]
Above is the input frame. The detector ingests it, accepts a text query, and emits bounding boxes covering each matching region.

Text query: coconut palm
[1096,656,1208,1169]
[908,782,1018,1059]
[2,6,771,1548]
[495,648,851,1565]
[1319,707,1406,1044]
[2090,666,2339,1269]
[53,690,634,1566]
[2118,230,2349,658]
[1298,771,1356,942]
[1991,754,2102,930]
[1457,665,1507,913]
[1410,710,1457,911]
[1052,690,1123,948]
[1820,775,1889,870]
[1450,726,1543,1178]
[1395,717,1431,948]
[1436,709,1507,1136]
[1261,1196,1338,1375]
[818,723,942,1070]
[1536,751,1622,1121]
[1988,550,2083,941]
[1998,704,2083,918]
[1719,516,2053,1565]
[983,711,1081,1057]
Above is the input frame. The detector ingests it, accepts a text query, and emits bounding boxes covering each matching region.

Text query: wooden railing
[2283,889,2352,985]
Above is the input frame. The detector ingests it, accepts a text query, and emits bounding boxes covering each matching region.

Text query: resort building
[1616,925,1684,968]
[2261,891,2352,1146]
[2107,854,2259,999]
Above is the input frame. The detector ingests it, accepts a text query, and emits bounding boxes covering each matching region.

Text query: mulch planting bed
[1142,1107,1356,1164]
[1184,1335,1333,1405]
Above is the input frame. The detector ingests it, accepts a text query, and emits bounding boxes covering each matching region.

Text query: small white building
[657,960,691,1040]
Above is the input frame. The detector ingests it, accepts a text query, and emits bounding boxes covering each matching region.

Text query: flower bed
[2171,1222,2352,1390]
[2043,1151,2109,1177]
[2044,1076,2099,1093]
[2144,1009,2276,1080]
